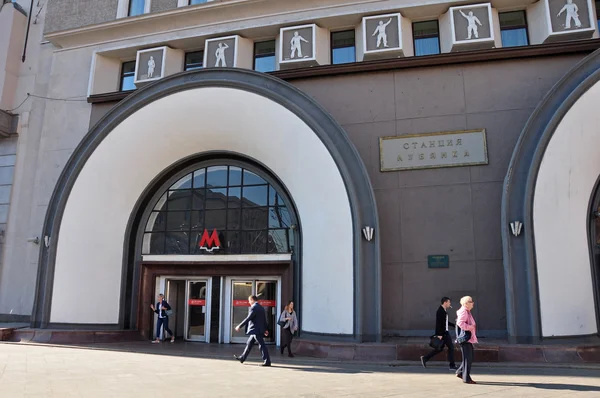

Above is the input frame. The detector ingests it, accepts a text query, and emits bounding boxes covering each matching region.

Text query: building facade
[1,0,600,344]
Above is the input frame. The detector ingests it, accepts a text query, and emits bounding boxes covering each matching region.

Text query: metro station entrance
[151,272,285,345]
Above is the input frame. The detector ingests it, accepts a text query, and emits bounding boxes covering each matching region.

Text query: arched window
[142,165,294,255]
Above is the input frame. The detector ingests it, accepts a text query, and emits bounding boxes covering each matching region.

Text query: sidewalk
[2,342,600,398]
[3,326,600,365]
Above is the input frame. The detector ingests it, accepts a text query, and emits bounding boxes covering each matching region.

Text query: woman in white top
[279,301,299,357]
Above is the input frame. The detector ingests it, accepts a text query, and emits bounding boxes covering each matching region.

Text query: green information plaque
[428,255,449,268]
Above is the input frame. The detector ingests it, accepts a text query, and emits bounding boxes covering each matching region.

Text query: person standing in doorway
[279,301,299,357]
[421,297,457,370]
[150,294,175,343]
[234,295,272,366]
[456,296,478,384]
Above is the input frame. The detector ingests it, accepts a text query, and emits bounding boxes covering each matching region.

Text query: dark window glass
[242,208,268,230]
[242,185,268,207]
[268,229,290,253]
[120,61,136,91]
[241,231,267,254]
[206,188,228,209]
[166,211,190,231]
[597,1,600,25]
[171,174,192,190]
[192,190,205,210]
[268,207,291,229]
[191,210,204,230]
[142,233,165,255]
[243,169,266,185]
[413,21,440,56]
[165,232,189,254]
[254,41,276,73]
[204,209,227,231]
[206,166,228,187]
[185,51,204,70]
[145,212,166,232]
[499,11,529,47]
[129,0,145,16]
[331,30,356,64]
[167,190,191,211]
[229,167,242,186]
[227,209,241,230]
[228,187,242,207]
[144,164,294,254]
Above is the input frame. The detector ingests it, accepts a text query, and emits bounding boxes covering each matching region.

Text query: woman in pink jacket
[456,296,478,384]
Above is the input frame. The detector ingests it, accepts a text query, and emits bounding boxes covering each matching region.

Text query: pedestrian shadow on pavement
[476,382,600,392]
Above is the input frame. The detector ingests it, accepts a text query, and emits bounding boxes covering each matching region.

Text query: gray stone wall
[293,54,583,335]
[0,137,17,265]
[45,0,119,33]
[151,0,178,13]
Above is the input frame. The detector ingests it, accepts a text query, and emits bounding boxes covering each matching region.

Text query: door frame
[138,261,293,342]
[222,276,282,345]
[157,275,212,343]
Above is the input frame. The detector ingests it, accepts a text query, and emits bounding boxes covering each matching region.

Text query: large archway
[502,49,600,342]
[31,69,381,342]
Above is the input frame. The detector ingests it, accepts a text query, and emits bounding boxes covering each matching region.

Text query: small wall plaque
[380,129,488,172]
[428,255,450,269]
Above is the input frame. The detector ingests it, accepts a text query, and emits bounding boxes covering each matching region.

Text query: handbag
[166,309,173,316]
[429,335,444,350]
[277,311,288,327]
[456,329,472,345]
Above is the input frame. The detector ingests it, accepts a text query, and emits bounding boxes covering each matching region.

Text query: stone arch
[31,68,381,342]
[502,49,600,342]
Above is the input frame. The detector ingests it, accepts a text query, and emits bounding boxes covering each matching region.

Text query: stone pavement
[2,342,600,397]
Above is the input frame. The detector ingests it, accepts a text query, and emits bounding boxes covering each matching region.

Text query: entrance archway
[502,49,600,342]
[31,69,381,342]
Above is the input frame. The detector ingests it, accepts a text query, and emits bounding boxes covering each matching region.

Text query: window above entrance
[142,165,294,255]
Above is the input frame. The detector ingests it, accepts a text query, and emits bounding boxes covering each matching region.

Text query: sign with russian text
[428,255,450,269]
[188,299,206,306]
[379,129,488,171]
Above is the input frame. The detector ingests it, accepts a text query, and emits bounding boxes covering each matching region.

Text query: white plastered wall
[533,81,600,337]
[50,87,354,335]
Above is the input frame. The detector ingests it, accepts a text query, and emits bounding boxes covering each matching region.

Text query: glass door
[231,281,253,343]
[228,279,279,344]
[186,280,209,342]
[256,281,277,343]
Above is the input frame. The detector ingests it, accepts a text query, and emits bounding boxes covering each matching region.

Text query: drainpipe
[21,0,34,62]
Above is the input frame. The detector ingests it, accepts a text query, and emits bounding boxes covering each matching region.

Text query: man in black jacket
[234,295,271,366]
[420,297,457,370]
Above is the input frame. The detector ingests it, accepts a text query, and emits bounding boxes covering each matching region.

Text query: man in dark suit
[421,296,457,370]
[234,295,271,366]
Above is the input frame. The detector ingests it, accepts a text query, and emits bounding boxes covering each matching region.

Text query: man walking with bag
[420,297,457,370]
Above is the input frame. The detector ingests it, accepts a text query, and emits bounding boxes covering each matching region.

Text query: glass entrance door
[186,280,208,341]
[231,281,253,343]
[256,281,277,344]
[228,279,279,344]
